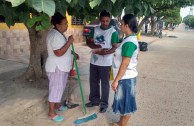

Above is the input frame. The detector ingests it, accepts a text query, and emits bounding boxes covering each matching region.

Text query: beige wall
[66,28,85,43]
[0,23,85,62]
[0,29,30,63]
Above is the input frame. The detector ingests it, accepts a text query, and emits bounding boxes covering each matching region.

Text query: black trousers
[89,63,110,108]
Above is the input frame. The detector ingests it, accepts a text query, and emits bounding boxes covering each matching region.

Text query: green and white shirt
[90,26,119,66]
[113,34,139,79]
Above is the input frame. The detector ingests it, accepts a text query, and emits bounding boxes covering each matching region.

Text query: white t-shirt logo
[95,35,105,45]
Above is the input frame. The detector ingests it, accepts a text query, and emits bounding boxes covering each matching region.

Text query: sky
[180,6,194,18]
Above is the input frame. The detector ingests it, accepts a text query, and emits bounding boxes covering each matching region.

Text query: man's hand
[72,51,80,60]
[86,38,94,45]
[86,38,101,49]
[75,53,79,60]
[94,49,107,55]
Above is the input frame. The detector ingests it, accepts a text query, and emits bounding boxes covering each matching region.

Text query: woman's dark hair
[100,10,111,18]
[51,12,66,27]
[123,14,138,33]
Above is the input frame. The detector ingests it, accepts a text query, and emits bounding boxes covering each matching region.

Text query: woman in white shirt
[111,14,139,126]
[45,12,78,122]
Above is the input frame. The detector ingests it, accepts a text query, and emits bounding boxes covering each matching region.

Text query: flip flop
[64,101,79,109]
[66,103,79,109]
[55,106,68,113]
[49,115,64,122]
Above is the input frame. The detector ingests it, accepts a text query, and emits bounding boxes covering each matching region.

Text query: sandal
[49,115,64,122]
[55,106,68,113]
[67,104,79,109]
[64,102,79,109]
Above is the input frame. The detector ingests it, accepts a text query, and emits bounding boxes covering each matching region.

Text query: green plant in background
[157,7,182,29]
[189,16,194,28]
[183,15,194,28]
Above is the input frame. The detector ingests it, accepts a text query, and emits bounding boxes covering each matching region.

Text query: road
[132,24,194,126]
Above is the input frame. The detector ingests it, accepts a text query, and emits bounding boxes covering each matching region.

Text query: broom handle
[71,43,87,115]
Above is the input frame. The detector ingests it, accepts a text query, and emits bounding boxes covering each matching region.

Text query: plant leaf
[89,0,102,9]
[36,25,44,31]
[41,14,50,28]
[19,11,30,23]
[66,0,71,4]
[149,5,155,14]
[78,0,85,8]
[135,3,141,11]
[0,2,16,27]
[55,0,68,16]
[5,17,15,27]
[111,0,116,4]
[26,16,37,28]
[71,0,78,6]
[27,0,55,16]
[5,0,25,7]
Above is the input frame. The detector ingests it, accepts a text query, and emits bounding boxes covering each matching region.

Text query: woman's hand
[68,35,74,44]
[112,57,130,91]
[111,81,119,92]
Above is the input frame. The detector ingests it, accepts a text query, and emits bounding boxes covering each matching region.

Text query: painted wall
[0,14,85,62]
[0,23,26,30]
[0,13,84,30]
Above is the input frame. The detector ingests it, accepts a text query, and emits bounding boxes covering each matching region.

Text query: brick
[2,31,6,38]
[7,38,11,45]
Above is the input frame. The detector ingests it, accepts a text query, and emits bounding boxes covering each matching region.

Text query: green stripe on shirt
[121,42,137,58]
[89,29,94,38]
[111,31,119,44]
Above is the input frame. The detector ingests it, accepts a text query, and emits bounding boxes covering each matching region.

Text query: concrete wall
[0,23,30,63]
[0,17,85,62]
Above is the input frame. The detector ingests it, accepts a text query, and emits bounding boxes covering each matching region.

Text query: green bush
[183,15,194,28]
[189,16,194,28]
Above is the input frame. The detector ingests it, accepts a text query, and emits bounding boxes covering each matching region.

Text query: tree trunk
[151,15,156,36]
[116,15,122,23]
[138,16,149,33]
[165,23,168,30]
[22,25,48,82]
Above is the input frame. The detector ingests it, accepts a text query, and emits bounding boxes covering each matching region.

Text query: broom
[71,44,97,125]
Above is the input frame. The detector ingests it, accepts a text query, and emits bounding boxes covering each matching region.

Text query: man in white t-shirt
[86,10,119,113]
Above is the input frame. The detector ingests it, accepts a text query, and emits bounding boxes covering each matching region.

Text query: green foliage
[26,13,50,30]
[183,15,194,28]
[111,0,116,4]
[183,15,192,25]
[69,0,79,7]
[27,0,55,17]
[0,2,16,26]
[124,1,154,17]
[1,0,194,30]
[157,7,182,25]
[18,11,29,23]
[26,17,36,28]
[189,16,194,28]
[6,0,25,7]
[78,0,86,8]
[66,0,71,4]
[89,0,102,9]
[55,0,68,16]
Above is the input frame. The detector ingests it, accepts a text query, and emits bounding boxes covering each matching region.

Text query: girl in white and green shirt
[111,14,139,126]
